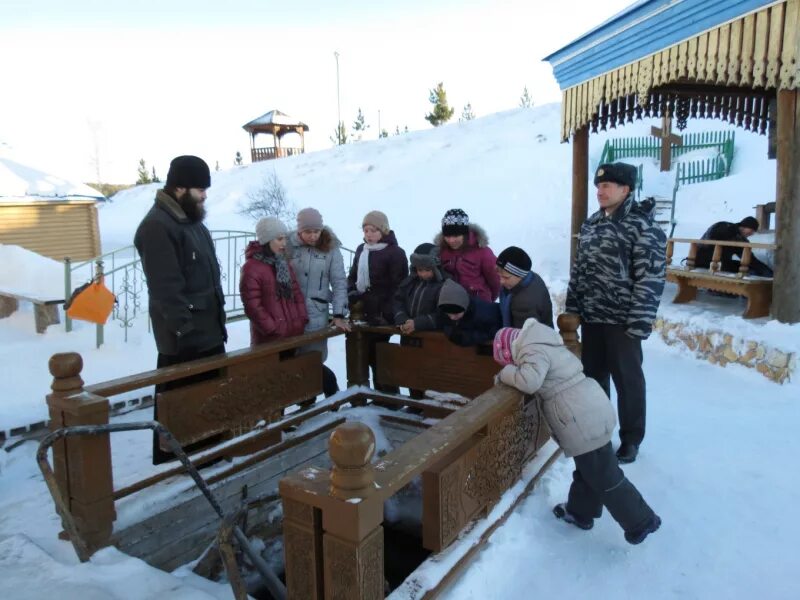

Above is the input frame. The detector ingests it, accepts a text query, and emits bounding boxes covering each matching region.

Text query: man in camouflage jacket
[566,162,666,464]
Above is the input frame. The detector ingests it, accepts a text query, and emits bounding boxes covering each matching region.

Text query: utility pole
[378,109,381,139]
[334,51,341,141]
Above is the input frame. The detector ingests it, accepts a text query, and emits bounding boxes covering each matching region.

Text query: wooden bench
[0,291,63,333]
[666,238,775,319]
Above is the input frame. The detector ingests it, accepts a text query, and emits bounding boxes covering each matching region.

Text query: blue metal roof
[543,0,778,89]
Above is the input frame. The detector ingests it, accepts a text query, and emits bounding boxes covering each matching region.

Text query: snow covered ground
[1,102,798,598]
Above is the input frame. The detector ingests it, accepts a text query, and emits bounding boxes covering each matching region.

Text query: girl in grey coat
[494,319,661,545]
[288,208,350,397]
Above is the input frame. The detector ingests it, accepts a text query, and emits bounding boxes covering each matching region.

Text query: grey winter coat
[497,319,616,457]
[565,195,666,339]
[288,227,348,360]
[134,190,227,356]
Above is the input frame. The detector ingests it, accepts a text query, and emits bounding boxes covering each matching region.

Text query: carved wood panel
[375,335,499,399]
[158,352,323,446]
[283,498,324,600]
[323,527,384,600]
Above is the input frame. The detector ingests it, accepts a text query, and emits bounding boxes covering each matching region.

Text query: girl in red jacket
[435,208,501,302]
[240,217,308,345]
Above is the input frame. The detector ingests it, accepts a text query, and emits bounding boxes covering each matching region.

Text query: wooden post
[346,328,371,390]
[46,353,115,553]
[773,90,800,323]
[571,126,589,266]
[557,313,581,358]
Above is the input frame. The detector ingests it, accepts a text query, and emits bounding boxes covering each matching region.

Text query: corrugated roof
[543,0,778,89]
[0,156,106,203]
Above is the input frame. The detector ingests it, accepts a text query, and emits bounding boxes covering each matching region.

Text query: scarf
[356,242,388,293]
[254,248,293,299]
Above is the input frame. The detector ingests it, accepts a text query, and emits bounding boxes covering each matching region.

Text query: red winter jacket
[240,241,308,345]
[436,223,501,302]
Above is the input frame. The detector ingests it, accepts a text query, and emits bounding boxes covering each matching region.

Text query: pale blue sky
[0,0,633,182]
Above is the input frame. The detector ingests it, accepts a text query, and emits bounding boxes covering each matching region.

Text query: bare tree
[238,171,296,223]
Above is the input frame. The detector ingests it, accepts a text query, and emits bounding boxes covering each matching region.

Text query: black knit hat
[441,208,469,237]
[410,243,440,270]
[166,155,211,189]
[738,216,759,230]
[496,246,531,277]
[593,162,637,190]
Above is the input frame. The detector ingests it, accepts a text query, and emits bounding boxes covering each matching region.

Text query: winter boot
[553,503,593,530]
[624,514,661,545]
[616,443,639,464]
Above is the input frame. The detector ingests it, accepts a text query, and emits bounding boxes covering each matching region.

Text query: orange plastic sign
[66,280,116,325]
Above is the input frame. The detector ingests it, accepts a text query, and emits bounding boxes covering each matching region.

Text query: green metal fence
[599,130,735,175]
[64,231,356,347]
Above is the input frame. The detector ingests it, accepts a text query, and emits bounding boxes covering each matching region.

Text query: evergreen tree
[379,129,389,138]
[425,82,455,127]
[351,108,369,141]
[393,125,401,136]
[136,159,152,185]
[215,160,220,172]
[519,86,533,108]
[330,121,348,145]
[460,103,475,122]
[151,166,160,183]
[235,151,243,166]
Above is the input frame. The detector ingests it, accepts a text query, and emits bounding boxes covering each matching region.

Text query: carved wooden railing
[667,237,775,278]
[44,328,343,555]
[251,147,304,162]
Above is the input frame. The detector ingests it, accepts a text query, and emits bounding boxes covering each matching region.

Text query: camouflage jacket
[565,195,666,339]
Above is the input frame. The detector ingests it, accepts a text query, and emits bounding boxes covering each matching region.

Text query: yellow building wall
[0,201,101,261]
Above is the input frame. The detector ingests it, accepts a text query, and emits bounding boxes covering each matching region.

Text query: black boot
[553,503,594,530]
[624,514,661,544]
[616,443,639,464]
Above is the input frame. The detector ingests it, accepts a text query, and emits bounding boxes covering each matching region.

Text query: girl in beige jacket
[494,319,661,545]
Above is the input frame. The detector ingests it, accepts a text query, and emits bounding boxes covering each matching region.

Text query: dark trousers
[581,323,646,446]
[153,343,225,464]
[322,365,340,397]
[567,442,654,533]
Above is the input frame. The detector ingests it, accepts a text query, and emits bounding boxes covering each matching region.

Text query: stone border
[653,317,796,384]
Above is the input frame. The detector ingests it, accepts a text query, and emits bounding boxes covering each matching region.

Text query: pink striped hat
[493,327,521,366]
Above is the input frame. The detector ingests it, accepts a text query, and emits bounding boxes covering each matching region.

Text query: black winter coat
[440,296,502,347]
[695,221,773,276]
[393,265,448,331]
[499,271,554,329]
[134,190,227,356]
[348,231,408,325]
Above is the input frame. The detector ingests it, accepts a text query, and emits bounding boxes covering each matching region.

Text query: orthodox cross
[651,113,683,172]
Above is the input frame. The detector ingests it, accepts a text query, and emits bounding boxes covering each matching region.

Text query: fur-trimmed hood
[433,223,490,250]
[288,225,341,254]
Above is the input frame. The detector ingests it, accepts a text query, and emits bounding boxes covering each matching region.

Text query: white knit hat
[255,217,288,244]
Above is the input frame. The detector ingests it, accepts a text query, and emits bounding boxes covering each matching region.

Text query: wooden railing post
[46,352,115,553]
[557,313,581,358]
[346,326,371,395]
[281,422,384,600]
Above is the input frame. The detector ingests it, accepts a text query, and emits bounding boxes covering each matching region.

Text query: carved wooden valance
[561,0,799,140]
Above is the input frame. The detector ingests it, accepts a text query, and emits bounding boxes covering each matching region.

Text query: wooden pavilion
[544,0,800,323]
[242,110,308,162]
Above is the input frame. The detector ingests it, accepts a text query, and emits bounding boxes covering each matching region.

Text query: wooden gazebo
[544,0,800,323]
[242,110,308,162]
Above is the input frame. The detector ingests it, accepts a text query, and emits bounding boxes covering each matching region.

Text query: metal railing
[64,230,355,347]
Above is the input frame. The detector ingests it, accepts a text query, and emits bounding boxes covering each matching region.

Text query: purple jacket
[348,230,408,325]
[435,223,501,302]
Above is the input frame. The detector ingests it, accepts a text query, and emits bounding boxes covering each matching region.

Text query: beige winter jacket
[498,318,616,457]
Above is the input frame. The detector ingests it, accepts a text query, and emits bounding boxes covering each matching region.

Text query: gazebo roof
[543,0,799,141]
[242,110,309,134]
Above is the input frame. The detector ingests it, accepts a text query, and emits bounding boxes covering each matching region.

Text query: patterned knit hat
[496,246,532,278]
[493,327,521,366]
[441,208,469,237]
[362,210,390,234]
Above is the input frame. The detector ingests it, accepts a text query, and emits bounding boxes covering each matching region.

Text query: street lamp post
[334,51,341,143]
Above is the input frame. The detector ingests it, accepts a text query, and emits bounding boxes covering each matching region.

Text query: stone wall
[653,318,796,384]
